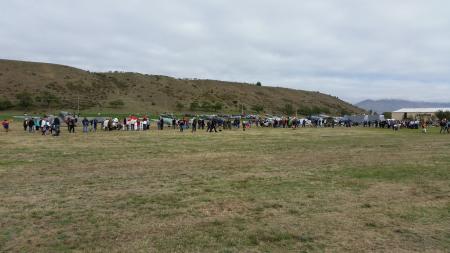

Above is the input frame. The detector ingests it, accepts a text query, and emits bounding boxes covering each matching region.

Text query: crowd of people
[1,116,93,135]
[2,115,450,135]
[17,116,62,136]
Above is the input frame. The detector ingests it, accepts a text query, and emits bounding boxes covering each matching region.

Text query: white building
[392,108,450,120]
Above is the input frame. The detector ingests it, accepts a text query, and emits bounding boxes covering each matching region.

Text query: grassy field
[0,124,449,252]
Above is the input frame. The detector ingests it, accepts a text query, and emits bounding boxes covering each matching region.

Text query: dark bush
[109,99,125,108]
[15,91,34,109]
[0,97,13,110]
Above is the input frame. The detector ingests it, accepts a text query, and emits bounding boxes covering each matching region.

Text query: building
[391,108,450,121]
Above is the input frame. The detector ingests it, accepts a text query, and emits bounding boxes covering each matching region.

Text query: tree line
[2,91,345,116]
[0,91,67,110]
[0,91,63,110]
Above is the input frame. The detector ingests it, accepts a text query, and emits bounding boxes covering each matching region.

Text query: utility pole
[77,95,80,116]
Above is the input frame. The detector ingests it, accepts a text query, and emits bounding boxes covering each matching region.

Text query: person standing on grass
[93,118,98,132]
[439,119,444,134]
[440,119,447,134]
[40,118,47,135]
[68,118,76,133]
[46,119,51,135]
[210,118,218,133]
[160,117,164,130]
[421,120,428,134]
[52,117,61,136]
[206,120,211,132]
[146,118,151,130]
[142,117,147,131]
[82,117,89,133]
[28,118,35,133]
[23,119,28,131]
[2,119,9,132]
[34,118,40,131]
[192,117,197,133]
[179,119,184,132]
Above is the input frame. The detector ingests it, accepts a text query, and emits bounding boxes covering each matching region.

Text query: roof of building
[393,108,450,113]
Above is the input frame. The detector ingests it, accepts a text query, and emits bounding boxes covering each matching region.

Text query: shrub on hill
[282,104,295,115]
[109,99,125,108]
[35,91,60,107]
[176,102,184,111]
[190,101,199,111]
[251,104,264,113]
[15,91,34,109]
[0,97,13,110]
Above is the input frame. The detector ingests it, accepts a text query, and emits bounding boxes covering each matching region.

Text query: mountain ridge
[0,59,364,115]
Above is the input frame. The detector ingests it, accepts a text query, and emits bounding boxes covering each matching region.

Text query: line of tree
[109,99,125,108]
[435,110,450,120]
[0,97,13,110]
[35,91,60,107]
[296,105,331,116]
[251,104,264,113]
[15,91,34,109]
[382,112,392,119]
[0,91,82,111]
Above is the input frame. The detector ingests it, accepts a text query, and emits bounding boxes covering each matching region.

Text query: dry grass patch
[0,125,449,252]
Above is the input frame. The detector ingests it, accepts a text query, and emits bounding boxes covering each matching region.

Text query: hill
[356,99,450,114]
[0,59,363,115]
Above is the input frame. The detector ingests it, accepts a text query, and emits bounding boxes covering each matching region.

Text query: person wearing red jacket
[2,119,10,132]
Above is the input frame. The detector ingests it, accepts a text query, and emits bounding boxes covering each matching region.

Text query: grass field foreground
[0,124,449,252]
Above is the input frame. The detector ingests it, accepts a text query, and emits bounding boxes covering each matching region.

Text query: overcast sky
[1,0,450,103]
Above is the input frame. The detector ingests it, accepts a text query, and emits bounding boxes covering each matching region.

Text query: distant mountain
[356,99,450,113]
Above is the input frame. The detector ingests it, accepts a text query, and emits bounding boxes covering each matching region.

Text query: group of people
[20,117,62,136]
[103,116,151,131]
[3,114,450,135]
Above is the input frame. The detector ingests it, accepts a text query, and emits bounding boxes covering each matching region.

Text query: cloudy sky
[1,0,450,103]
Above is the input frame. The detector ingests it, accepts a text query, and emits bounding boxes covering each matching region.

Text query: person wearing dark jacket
[160,118,164,130]
[209,118,218,133]
[52,118,61,136]
[82,118,89,133]
[93,119,98,132]
[68,118,76,133]
[28,119,35,132]
[192,118,197,133]
[179,120,184,132]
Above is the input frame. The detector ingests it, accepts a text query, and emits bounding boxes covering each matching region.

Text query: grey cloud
[1,0,450,102]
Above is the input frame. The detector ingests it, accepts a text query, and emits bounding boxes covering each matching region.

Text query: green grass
[0,125,449,252]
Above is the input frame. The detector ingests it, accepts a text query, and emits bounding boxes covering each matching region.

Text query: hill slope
[356,99,450,114]
[0,59,363,115]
